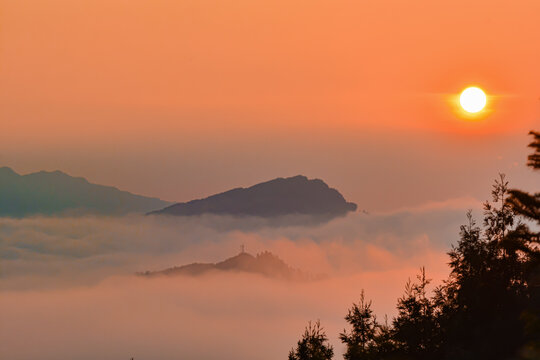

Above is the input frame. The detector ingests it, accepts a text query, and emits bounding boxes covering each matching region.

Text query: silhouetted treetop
[289,320,334,360]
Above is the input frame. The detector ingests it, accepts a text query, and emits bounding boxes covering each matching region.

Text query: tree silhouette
[506,130,540,359]
[507,131,540,244]
[392,267,440,359]
[432,134,539,359]
[289,320,334,360]
[340,290,380,360]
[287,130,540,360]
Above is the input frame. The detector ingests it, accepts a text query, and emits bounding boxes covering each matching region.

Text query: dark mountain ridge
[0,166,171,217]
[139,251,318,281]
[149,175,357,218]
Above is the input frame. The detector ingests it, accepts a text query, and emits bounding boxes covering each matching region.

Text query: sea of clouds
[0,197,481,360]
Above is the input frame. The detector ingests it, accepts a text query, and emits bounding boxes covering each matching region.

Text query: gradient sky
[1,0,539,211]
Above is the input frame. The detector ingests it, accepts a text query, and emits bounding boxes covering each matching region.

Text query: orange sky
[1,0,539,210]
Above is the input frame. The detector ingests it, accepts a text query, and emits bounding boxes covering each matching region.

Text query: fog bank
[0,199,480,359]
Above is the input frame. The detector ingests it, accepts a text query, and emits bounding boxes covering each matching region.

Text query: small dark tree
[448,210,485,286]
[392,267,439,359]
[483,174,514,244]
[288,320,334,360]
[340,290,379,360]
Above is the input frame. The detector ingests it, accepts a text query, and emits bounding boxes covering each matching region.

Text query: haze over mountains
[0,167,170,217]
[150,175,357,218]
[139,250,316,281]
[0,168,356,220]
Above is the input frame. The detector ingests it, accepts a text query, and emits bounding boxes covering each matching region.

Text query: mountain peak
[150,175,357,218]
[0,166,18,177]
[0,167,171,217]
[138,250,317,281]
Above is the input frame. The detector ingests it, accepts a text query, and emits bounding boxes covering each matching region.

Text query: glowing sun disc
[460,87,487,113]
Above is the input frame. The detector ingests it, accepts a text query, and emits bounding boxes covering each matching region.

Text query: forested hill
[139,251,317,281]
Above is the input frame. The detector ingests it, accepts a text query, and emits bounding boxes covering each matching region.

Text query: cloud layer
[0,200,480,359]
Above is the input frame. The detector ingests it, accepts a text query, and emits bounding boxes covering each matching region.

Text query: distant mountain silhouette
[139,251,319,281]
[149,175,357,218]
[0,167,171,217]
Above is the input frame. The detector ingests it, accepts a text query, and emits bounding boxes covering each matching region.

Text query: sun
[459,87,487,113]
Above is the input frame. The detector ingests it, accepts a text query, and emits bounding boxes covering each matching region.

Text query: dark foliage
[340,290,381,360]
[507,130,540,359]
[525,131,540,170]
[439,173,531,359]
[392,268,440,359]
[289,130,540,359]
[289,320,334,360]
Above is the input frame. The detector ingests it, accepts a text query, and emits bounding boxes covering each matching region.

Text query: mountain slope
[139,251,316,280]
[149,175,356,218]
[0,167,171,217]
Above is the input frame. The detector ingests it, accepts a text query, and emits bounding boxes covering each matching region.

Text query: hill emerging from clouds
[139,251,318,281]
[0,167,171,217]
[149,175,357,219]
